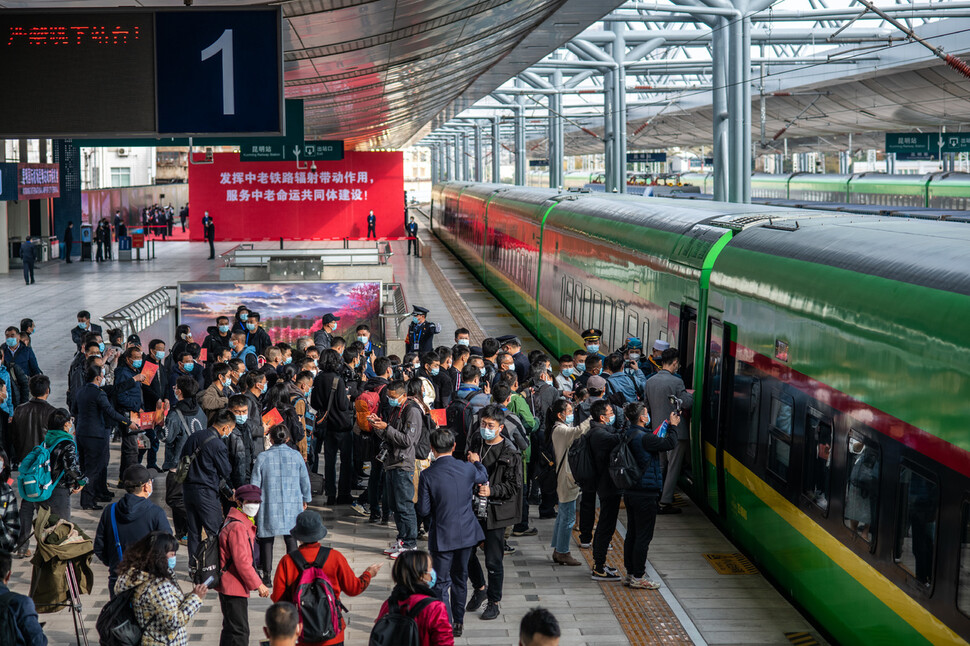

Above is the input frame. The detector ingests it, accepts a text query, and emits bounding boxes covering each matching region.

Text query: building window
[110,167,131,187]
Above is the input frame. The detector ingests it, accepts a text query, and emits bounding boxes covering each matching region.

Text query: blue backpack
[17,437,72,502]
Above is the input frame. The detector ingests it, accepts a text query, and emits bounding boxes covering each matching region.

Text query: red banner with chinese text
[188,151,404,241]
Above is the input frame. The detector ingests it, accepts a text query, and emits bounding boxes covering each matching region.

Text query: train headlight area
[433,180,970,645]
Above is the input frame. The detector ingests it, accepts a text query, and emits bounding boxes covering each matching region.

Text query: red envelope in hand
[262,408,284,428]
[430,409,447,427]
[199,347,208,362]
[140,361,159,383]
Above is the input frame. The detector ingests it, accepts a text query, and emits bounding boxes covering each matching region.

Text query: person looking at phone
[217,484,271,646]
[643,348,693,515]
[114,530,209,646]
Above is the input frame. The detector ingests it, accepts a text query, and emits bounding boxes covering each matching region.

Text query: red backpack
[287,548,345,643]
[355,384,386,432]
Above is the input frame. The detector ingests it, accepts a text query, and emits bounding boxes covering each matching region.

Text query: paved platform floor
[3,234,824,645]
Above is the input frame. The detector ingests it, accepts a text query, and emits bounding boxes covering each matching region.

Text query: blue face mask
[457,339,469,347]
[564,413,574,425]
[607,414,616,425]
[389,397,401,408]
[356,336,368,344]
[427,568,437,588]
[155,350,166,360]
[167,556,177,570]
[480,426,497,441]
[260,382,268,394]
[4,338,16,348]
[412,316,420,324]
[561,367,574,377]
[132,359,143,369]
[183,362,194,372]
[430,367,439,376]
[218,325,230,334]
[575,364,585,375]
[77,321,88,330]
[240,312,248,321]
[98,342,105,353]
[224,377,232,388]
[284,357,292,365]
[235,414,248,425]
[586,344,599,354]
[246,322,257,331]
[479,367,487,377]
[306,387,313,400]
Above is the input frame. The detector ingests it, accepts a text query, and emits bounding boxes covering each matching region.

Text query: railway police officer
[581,328,605,362]
[406,306,440,354]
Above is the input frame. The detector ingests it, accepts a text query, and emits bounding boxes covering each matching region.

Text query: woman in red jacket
[218,484,270,646]
[376,549,454,646]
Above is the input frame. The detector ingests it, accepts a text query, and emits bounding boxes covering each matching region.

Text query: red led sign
[6,24,142,46]
[17,163,60,199]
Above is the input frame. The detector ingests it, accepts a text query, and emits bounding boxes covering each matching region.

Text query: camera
[668,395,684,415]
[375,443,389,464]
[472,493,489,520]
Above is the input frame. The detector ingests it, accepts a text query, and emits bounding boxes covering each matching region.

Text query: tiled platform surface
[3,234,823,645]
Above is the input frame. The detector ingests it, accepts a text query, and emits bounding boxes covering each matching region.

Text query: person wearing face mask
[114,530,209,646]
[203,315,234,361]
[66,339,102,409]
[200,363,232,424]
[3,326,41,377]
[229,331,258,373]
[554,355,576,396]
[602,352,644,406]
[115,347,150,481]
[414,352,444,408]
[454,328,471,348]
[355,324,384,378]
[143,339,170,413]
[643,339,670,379]
[496,336,530,386]
[585,399,625,581]
[71,310,102,352]
[374,549,454,645]
[547,399,591,567]
[217,484,270,646]
[449,345,470,391]
[232,306,251,335]
[464,405,522,621]
[168,324,194,372]
[405,306,440,355]
[580,328,605,363]
[180,408,234,560]
[162,377,207,545]
[167,351,200,403]
[312,312,340,352]
[34,408,87,522]
[94,465,171,597]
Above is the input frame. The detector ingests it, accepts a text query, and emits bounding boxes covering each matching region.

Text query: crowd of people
[0,301,691,645]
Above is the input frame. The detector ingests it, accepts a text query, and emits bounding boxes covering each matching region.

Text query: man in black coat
[586,399,624,581]
[204,211,216,259]
[63,221,74,263]
[94,465,171,597]
[71,310,103,352]
[180,408,234,558]
[312,313,339,352]
[405,306,440,355]
[73,364,135,509]
[19,236,36,284]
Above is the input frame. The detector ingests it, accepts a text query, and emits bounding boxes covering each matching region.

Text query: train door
[677,305,697,389]
[702,319,734,516]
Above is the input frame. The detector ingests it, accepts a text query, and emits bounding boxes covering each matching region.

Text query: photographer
[643,348,693,515]
[416,429,488,636]
[465,405,522,622]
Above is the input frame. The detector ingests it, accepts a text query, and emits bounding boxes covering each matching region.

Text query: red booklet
[262,408,284,428]
[199,347,208,362]
[140,361,159,383]
[430,408,447,427]
[140,411,156,430]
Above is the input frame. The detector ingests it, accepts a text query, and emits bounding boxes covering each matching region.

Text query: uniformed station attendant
[582,328,605,362]
[405,306,440,354]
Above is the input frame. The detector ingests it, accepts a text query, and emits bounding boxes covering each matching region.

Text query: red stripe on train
[730,341,970,478]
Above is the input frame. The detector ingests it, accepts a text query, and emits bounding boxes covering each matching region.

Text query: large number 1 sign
[201,29,235,116]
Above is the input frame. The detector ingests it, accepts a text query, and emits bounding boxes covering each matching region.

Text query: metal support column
[711,17,729,202]
[552,71,565,189]
[474,125,483,182]
[741,15,751,203]
[461,131,471,181]
[603,61,616,192]
[613,23,627,194]
[728,16,743,202]
[492,116,502,183]
[514,83,526,186]
[430,145,439,185]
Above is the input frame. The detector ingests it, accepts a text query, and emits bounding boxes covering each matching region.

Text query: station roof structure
[423,0,970,155]
[0,0,623,150]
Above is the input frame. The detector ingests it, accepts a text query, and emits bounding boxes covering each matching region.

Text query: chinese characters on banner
[189,151,404,241]
[17,163,60,199]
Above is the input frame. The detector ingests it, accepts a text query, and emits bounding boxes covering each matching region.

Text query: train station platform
[4,230,824,645]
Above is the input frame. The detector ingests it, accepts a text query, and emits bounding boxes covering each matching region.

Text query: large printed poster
[189,151,404,241]
[178,281,382,345]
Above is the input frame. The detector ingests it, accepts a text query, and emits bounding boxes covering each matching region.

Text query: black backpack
[445,390,479,456]
[95,587,142,646]
[407,402,432,460]
[567,432,597,489]
[0,592,19,646]
[369,597,435,646]
[609,433,643,490]
[189,517,238,586]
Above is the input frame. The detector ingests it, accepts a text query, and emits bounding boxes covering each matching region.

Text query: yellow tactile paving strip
[577,512,694,645]
[702,552,759,575]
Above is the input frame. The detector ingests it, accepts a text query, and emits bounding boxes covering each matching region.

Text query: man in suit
[19,236,36,284]
[366,209,377,239]
[497,336,530,387]
[71,310,103,353]
[417,428,489,638]
[73,363,135,509]
[643,347,693,515]
[63,221,74,263]
[406,216,419,255]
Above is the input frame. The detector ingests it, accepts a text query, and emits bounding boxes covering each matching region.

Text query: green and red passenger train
[431,181,970,645]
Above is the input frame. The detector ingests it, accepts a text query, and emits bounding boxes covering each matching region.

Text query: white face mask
[242,503,260,518]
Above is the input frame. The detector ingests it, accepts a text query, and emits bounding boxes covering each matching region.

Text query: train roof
[726,212,970,296]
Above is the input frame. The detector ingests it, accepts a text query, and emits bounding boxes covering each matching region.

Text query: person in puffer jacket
[217,484,270,646]
[620,402,680,590]
[113,530,210,646]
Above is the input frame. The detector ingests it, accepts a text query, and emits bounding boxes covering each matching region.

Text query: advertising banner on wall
[188,151,404,241]
[178,280,383,345]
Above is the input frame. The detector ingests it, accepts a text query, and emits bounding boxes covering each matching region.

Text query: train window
[803,412,832,511]
[843,432,879,543]
[641,321,650,348]
[958,501,970,617]
[745,378,761,459]
[894,463,939,587]
[766,393,793,482]
[628,312,639,340]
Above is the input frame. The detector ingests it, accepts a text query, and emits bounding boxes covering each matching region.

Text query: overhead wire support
[853,0,970,79]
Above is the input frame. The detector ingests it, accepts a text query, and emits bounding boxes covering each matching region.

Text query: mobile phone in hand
[203,575,215,587]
